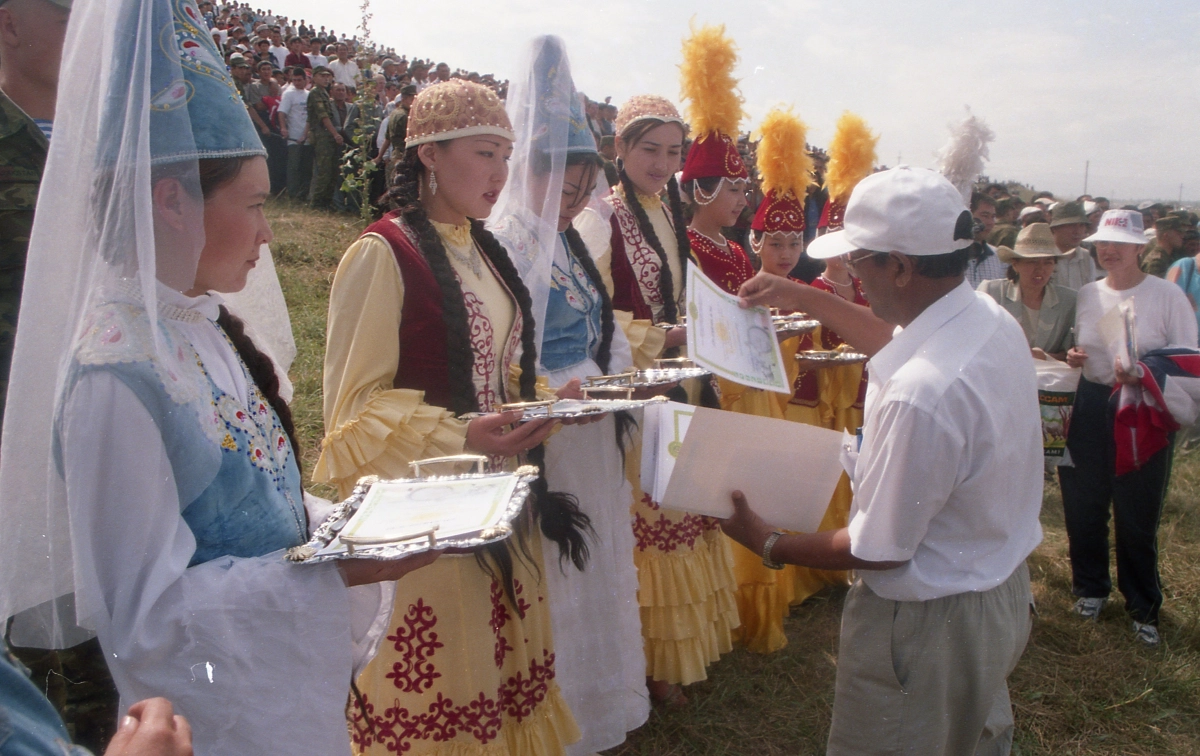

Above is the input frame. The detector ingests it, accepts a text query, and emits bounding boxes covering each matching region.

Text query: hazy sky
[275,0,1199,202]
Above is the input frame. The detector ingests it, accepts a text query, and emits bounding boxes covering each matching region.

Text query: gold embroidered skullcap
[614,94,686,137]
[405,80,515,149]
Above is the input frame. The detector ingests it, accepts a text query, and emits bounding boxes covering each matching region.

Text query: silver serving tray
[286,456,538,564]
[796,349,869,366]
[486,394,667,422]
[583,359,711,390]
[773,314,821,337]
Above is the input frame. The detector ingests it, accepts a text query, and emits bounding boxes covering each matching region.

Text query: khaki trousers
[827,563,1033,756]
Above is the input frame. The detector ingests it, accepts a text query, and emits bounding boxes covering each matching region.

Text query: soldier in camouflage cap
[307,65,341,209]
[1141,214,1191,277]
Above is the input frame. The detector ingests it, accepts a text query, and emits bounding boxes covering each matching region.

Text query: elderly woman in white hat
[1060,209,1198,648]
[978,222,1076,360]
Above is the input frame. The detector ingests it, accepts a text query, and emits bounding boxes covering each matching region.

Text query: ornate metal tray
[796,347,869,366]
[286,456,537,564]
[583,358,711,390]
[772,313,821,337]
[491,394,668,422]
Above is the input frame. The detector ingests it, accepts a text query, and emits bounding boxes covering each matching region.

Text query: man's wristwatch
[762,530,785,570]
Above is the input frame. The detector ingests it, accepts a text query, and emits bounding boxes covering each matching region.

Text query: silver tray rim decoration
[286,456,539,564]
[795,349,869,365]
[773,314,821,336]
[487,394,669,422]
[583,358,711,390]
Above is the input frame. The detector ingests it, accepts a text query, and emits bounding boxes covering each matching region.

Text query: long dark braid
[564,223,637,457]
[665,175,694,275]
[617,164,680,325]
[391,147,591,590]
[563,225,615,376]
[388,149,523,604]
[472,220,592,572]
[216,307,303,480]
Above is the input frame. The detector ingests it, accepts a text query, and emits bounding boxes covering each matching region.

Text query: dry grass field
[269,200,1200,756]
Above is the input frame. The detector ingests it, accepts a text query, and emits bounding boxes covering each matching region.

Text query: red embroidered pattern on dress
[488,579,531,668]
[460,289,499,412]
[350,651,559,751]
[633,493,708,552]
[611,194,667,316]
[385,599,444,694]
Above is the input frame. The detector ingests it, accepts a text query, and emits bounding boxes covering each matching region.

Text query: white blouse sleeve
[63,372,358,756]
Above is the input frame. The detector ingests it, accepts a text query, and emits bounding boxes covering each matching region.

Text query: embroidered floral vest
[62,300,306,567]
[363,213,522,413]
[687,228,755,295]
[540,232,603,372]
[606,191,684,324]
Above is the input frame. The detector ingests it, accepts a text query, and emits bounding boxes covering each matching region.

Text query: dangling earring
[428,170,438,196]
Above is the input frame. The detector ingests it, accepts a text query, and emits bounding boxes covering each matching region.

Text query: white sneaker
[1073,597,1106,621]
[1133,621,1161,647]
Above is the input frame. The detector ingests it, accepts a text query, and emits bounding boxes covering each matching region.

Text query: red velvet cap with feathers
[820,112,878,231]
[679,23,748,183]
[751,108,812,235]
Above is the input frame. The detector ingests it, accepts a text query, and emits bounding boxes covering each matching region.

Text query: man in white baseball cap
[724,166,1043,755]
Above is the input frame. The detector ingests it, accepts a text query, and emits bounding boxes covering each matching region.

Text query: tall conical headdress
[820,112,878,231]
[678,23,748,192]
[750,107,812,237]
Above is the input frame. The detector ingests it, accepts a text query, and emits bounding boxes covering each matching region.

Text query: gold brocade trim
[617,184,665,213]
[431,220,474,249]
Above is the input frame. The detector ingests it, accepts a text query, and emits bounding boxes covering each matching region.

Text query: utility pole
[1083,160,1089,195]
[1180,184,1184,204]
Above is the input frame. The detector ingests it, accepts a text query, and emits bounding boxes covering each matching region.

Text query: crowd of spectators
[204,1,543,210]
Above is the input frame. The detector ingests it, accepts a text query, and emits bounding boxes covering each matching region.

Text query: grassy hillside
[269,200,1200,755]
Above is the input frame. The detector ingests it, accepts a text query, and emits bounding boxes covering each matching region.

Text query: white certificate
[659,406,845,533]
[640,400,696,503]
[317,476,519,557]
[686,264,790,393]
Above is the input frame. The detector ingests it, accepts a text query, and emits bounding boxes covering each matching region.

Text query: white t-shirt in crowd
[278,87,309,143]
[268,45,288,70]
[309,54,329,68]
[848,283,1044,602]
[1074,274,1198,386]
[328,58,361,88]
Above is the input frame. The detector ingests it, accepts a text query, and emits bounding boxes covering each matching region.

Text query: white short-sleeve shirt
[848,282,1044,602]
[1074,274,1198,386]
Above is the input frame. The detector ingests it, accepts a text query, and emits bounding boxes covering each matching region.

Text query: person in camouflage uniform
[1141,214,1190,277]
[988,197,1020,249]
[0,0,121,751]
[306,66,342,209]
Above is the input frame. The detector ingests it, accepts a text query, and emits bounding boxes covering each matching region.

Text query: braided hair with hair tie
[616,163,682,324]
[389,147,592,601]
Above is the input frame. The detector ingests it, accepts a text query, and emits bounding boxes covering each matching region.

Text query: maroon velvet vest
[362,213,453,410]
[608,211,654,321]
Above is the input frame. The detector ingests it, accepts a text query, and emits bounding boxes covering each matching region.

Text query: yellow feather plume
[752,107,812,201]
[825,112,879,204]
[679,23,745,139]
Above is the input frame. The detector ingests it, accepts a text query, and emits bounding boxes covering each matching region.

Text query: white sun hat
[1084,209,1149,245]
[807,165,976,259]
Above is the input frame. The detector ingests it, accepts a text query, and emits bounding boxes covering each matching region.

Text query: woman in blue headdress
[489,36,650,754]
[0,0,437,753]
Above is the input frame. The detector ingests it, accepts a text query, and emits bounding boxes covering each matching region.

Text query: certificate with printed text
[685,264,790,393]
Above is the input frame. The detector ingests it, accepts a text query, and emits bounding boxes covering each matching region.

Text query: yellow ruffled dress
[783,279,866,606]
[716,333,805,655]
[316,219,580,755]
[577,199,740,686]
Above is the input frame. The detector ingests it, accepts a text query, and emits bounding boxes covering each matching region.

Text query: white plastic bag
[1035,359,1081,464]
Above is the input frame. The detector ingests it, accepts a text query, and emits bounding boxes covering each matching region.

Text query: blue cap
[102,0,265,166]
[530,35,595,156]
